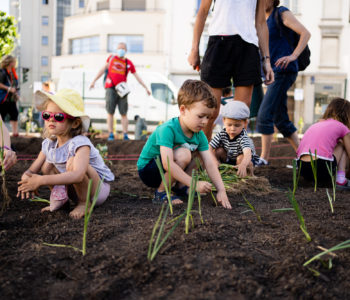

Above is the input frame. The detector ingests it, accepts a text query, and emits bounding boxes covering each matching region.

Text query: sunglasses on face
[41,111,75,122]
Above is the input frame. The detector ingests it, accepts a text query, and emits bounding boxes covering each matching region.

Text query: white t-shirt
[208,0,259,47]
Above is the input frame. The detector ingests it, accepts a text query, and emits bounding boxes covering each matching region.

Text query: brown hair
[322,98,350,128]
[1,55,16,69]
[177,79,217,109]
[39,99,83,140]
[273,0,280,7]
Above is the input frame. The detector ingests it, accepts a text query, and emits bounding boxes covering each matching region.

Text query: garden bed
[0,136,349,299]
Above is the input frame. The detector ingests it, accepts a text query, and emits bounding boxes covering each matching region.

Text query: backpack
[274,7,311,71]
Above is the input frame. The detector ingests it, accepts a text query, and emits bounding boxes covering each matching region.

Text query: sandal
[152,190,182,205]
[50,185,68,211]
[172,186,189,198]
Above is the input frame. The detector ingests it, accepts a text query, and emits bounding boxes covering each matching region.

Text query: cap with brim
[222,100,250,120]
[35,88,90,132]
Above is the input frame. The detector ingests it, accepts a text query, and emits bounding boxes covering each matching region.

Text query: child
[137,80,231,209]
[210,101,259,177]
[296,98,350,189]
[17,89,115,219]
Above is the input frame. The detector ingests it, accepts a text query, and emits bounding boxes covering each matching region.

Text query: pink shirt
[297,119,350,161]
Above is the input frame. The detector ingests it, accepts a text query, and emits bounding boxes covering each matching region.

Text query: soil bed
[1,136,349,299]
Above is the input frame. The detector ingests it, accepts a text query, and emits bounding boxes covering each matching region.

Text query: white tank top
[208,0,259,47]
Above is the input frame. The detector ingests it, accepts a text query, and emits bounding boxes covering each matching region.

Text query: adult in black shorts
[188,0,274,140]
[0,55,20,137]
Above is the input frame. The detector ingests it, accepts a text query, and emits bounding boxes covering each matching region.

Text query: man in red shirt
[90,43,151,140]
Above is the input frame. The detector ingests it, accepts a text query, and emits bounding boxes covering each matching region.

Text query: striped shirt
[210,128,259,164]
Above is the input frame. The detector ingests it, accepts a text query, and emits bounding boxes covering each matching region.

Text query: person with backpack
[90,42,151,141]
[256,0,311,166]
[0,55,20,137]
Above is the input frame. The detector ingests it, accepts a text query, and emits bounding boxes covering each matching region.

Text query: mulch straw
[199,163,273,195]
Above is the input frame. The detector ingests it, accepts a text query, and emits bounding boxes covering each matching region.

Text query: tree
[0,11,17,58]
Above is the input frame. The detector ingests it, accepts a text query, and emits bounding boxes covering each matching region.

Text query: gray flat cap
[222,100,250,119]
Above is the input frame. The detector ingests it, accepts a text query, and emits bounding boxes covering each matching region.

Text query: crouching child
[137,80,231,209]
[210,101,259,177]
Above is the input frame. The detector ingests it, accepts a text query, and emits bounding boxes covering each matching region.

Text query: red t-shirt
[104,55,136,89]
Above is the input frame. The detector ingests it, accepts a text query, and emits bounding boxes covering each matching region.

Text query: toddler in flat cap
[209,101,259,177]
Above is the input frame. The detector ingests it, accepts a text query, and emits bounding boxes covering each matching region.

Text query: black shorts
[0,100,18,121]
[138,157,164,188]
[201,35,262,88]
[297,156,337,184]
[105,88,128,115]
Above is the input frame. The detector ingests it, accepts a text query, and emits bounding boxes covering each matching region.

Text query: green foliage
[0,11,17,58]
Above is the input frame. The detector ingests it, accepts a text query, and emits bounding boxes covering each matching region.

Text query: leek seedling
[185,170,198,234]
[309,150,317,192]
[96,143,112,165]
[325,162,336,213]
[44,178,103,256]
[29,197,50,204]
[241,195,261,222]
[271,208,295,213]
[195,158,218,206]
[155,156,173,214]
[0,120,11,215]
[303,239,350,267]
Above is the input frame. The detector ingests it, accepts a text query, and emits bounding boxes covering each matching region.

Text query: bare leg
[107,113,114,134]
[121,114,128,134]
[213,147,227,166]
[236,154,254,176]
[203,87,222,140]
[234,85,254,107]
[260,134,273,161]
[10,120,18,135]
[334,143,347,172]
[40,162,60,212]
[286,131,299,152]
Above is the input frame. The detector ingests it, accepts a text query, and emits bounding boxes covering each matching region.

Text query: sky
[0,0,10,14]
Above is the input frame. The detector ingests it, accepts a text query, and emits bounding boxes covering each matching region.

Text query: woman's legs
[234,85,254,107]
[203,87,222,140]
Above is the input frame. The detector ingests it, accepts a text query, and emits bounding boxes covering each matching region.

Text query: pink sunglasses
[42,111,75,122]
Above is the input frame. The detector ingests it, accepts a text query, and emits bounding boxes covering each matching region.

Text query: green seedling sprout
[271,208,295,213]
[29,197,50,204]
[241,195,261,222]
[96,143,112,165]
[325,161,336,213]
[195,157,218,206]
[155,155,173,214]
[44,178,103,256]
[303,239,350,267]
[185,170,198,234]
[0,120,11,215]
[309,150,317,192]
[147,203,185,261]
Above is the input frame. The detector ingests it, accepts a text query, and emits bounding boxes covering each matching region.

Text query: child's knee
[215,147,227,161]
[174,147,192,168]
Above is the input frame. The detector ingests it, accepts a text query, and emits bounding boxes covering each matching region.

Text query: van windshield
[151,83,175,104]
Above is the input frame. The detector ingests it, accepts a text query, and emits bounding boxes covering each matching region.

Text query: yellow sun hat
[34,88,90,132]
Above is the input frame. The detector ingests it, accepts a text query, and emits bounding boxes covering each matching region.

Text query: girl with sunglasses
[17,89,114,219]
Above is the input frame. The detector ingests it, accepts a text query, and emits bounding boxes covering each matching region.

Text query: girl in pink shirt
[297,98,350,188]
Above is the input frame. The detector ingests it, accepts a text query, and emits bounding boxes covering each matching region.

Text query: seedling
[0,120,11,215]
[325,162,336,213]
[43,178,103,256]
[155,155,173,215]
[241,195,262,222]
[309,150,317,192]
[96,143,112,165]
[303,239,350,269]
[195,158,218,206]
[29,197,50,204]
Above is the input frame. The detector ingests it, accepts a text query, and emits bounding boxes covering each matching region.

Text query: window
[108,35,144,53]
[320,36,339,67]
[42,36,49,45]
[41,75,49,83]
[70,36,100,54]
[122,0,146,11]
[151,83,175,105]
[323,0,341,19]
[42,0,49,4]
[42,16,49,26]
[79,0,84,8]
[97,1,109,10]
[41,56,49,66]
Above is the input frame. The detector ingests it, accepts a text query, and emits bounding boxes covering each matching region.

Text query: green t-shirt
[137,117,209,170]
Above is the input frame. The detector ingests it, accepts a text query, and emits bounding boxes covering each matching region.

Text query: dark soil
[1,136,350,299]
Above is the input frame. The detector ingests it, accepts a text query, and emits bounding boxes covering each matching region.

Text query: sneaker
[255,157,269,167]
[336,179,350,190]
[123,133,130,140]
[107,133,114,141]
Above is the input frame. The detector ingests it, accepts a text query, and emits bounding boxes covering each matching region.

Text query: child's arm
[209,145,220,166]
[200,150,232,209]
[237,148,252,178]
[18,146,91,194]
[160,146,212,193]
[342,133,350,158]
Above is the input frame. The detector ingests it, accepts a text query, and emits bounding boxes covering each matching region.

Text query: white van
[57,69,179,133]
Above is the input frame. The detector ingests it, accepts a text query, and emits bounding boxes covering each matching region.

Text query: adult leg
[105,88,117,136]
[234,85,254,107]
[10,120,18,136]
[121,114,128,135]
[203,87,222,140]
[107,113,114,134]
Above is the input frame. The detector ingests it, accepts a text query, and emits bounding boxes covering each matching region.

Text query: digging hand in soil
[17,173,41,199]
[216,190,232,209]
[2,148,17,171]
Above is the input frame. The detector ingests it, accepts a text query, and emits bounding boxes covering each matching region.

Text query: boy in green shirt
[137,80,231,209]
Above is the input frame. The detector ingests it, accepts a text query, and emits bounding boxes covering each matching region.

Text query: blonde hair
[39,99,83,140]
[1,55,16,69]
[177,79,217,109]
[322,98,350,128]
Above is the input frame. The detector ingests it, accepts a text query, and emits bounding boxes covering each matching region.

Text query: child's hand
[2,148,17,171]
[236,164,248,178]
[196,181,212,194]
[17,173,42,198]
[217,190,232,209]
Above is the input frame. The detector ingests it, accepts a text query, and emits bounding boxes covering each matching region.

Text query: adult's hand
[3,148,17,171]
[275,54,298,70]
[9,87,16,93]
[89,82,95,89]
[263,61,275,85]
[188,49,201,71]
